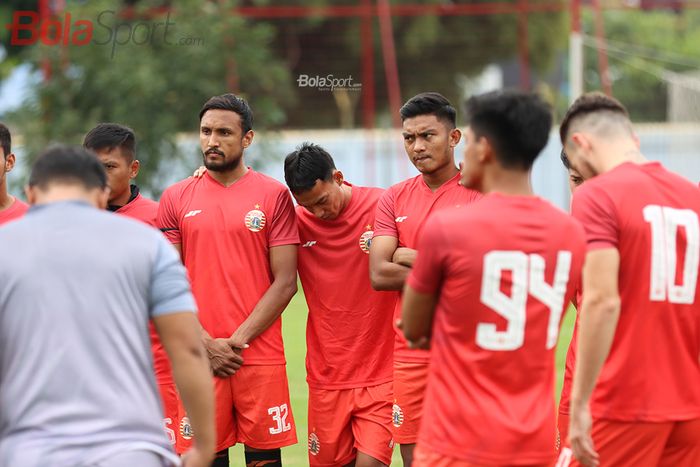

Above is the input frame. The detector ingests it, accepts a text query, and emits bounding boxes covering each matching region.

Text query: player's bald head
[559,92,633,144]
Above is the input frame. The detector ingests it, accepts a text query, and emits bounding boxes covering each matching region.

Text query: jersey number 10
[643,205,699,304]
[478,251,572,351]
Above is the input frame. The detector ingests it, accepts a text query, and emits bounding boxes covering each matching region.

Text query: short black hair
[28,145,108,190]
[559,92,628,144]
[199,93,254,133]
[83,123,136,161]
[0,123,11,159]
[284,143,337,194]
[463,90,552,171]
[560,149,571,170]
[399,92,457,128]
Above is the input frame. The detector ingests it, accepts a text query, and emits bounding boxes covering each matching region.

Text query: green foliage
[6,0,294,194]
[583,10,700,121]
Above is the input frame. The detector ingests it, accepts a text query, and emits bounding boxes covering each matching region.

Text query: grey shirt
[0,201,196,466]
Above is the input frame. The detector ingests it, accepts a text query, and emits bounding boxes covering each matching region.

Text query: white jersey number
[268,403,292,435]
[477,251,572,351]
[643,205,699,304]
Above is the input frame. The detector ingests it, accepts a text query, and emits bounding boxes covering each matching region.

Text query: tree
[6,0,294,194]
[581,9,700,121]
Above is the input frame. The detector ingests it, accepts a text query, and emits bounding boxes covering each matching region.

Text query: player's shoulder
[160,175,201,200]
[248,169,289,194]
[134,193,158,208]
[353,184,385,202]
[387,174,422,193]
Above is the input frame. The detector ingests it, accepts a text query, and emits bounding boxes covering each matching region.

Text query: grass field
[229,292,577,466]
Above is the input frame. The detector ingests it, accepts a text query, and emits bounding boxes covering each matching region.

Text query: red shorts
[414,444,553,467]
[392,360,429,444]
[307,382,393,466]
[157,382,186,453]
[558,418,700,467]
[557,412,569,451]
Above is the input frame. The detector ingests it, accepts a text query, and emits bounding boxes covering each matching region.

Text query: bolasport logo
[297,74,362,92]
[4,10,204,58]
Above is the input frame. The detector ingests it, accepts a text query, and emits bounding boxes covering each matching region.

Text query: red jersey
[571,162,700,422]
[297,184,397,389]
[116,191,158,226]
[373,173,481,363]
[113,190,172,386]
[157,170,299,365]
[407,194,585,464]
[558,290,582,415]
[0,197,28,226]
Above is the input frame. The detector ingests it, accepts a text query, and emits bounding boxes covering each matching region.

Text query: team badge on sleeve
[308,432,321,456]
[392,403,404,427]
[179,417,193,440]
[244,204,266,232]
[359,225,374,254]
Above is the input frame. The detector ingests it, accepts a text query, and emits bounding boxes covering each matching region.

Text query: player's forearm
[401,285,437,344]
[570,293,621,409]
[231,276,298,345]
[370,261,411,291]
[168,338,216,455]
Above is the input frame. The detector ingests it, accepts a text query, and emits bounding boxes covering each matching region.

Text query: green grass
[228,295,577,466]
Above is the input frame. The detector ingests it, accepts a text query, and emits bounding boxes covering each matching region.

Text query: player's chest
[394,191,467,246]
[178,191,272,238]
[298,215,375,259]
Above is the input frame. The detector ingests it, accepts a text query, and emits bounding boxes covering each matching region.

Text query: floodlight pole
[569,0,583,104]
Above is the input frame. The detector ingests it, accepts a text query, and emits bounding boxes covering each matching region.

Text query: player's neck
[422,164,458,192]
[0,182,12,211]
[207,162,249,187]
[339,183,352,214]
[110,185,133,209]
[596,144,647,174]
[482,170,533,197]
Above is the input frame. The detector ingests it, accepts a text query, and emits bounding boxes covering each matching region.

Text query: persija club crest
[308,432,321,455]
[359,224,373,254]
[392,403,404,427]
[245,204,266,232]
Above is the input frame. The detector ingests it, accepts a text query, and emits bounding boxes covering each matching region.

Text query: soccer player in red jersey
[401,90,586,467]
[559,92,700,467]
[158,94,299,467]
[0,123,28,225]
[283,143,396,467]
[369,92,481,465]
[557,150,586,451]
[83,123,186,451]
[84,123,158,225]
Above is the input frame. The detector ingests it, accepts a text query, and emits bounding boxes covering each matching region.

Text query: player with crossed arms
[402,90,586,466]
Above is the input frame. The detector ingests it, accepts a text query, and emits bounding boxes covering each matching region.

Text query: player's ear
[4,153,15,172]
[477,135,491,164]
[332,170,344,186]
[129,159,140,179]
[449,128,462,147]
[24,185,36,205]
[242,130,254,148]
[95,187,110,210]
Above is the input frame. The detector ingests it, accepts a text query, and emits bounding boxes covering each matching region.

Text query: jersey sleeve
[268,188,299,247]
[571,183,619,251]
[407,215,449,294]
[156,187,181,245]
[149,235,197,317]
[373,187,398,237]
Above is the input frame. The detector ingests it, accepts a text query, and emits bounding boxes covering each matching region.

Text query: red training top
[408,194,585,464]
[157,170,299,365]
[297,184,397,389]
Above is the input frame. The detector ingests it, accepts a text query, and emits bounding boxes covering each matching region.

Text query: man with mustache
[158,94,299,467]
[369,92,481,466]
[0,123,28,226]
